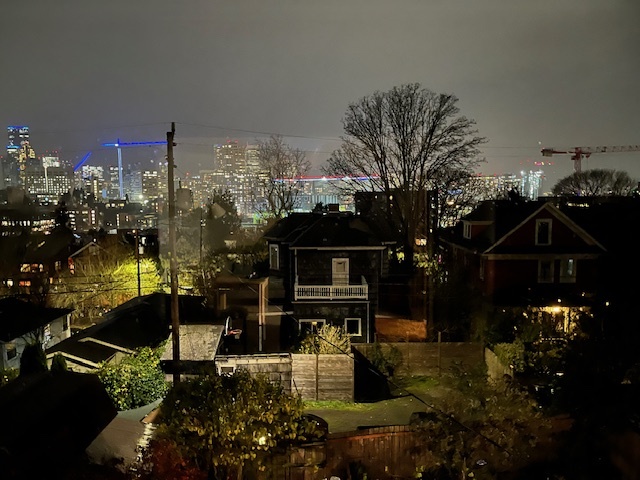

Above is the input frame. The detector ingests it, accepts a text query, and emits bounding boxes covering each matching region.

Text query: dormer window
[463,222,471,239]
[535,219,552,245]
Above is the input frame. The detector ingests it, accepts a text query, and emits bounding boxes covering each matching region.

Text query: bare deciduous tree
[552,169,638,196]
[324,83,485,265]
[256,135,311,219]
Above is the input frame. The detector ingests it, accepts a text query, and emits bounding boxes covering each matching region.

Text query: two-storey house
[263,209,389,344]
[439,199,607,331]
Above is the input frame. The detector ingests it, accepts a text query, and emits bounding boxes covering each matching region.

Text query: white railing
[294,276,368,300]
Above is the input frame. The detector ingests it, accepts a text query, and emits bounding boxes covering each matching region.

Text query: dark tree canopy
[552,169,638,196]
[203,190,241,252]
[19,343,48,376]
[324,83,485,264]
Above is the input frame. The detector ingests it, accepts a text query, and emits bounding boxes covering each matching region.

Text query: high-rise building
[107,166,120,199]
[520,170,545,200]
[4,126,31,188]
[210,140,266,217]
[141,170,159,200]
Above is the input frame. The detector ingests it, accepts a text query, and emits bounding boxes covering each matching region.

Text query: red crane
[541,145,640,173]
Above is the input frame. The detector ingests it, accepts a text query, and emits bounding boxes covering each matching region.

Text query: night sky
[2,0,639,190]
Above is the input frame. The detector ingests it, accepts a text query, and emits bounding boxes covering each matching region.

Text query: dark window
[536,219,552,245]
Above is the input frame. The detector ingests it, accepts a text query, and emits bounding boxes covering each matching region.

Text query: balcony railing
[294,276,368,300]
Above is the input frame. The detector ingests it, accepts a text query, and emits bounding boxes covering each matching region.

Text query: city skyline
[2,1,640,189]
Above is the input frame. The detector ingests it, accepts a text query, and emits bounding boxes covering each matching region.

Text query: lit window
[535,219,552,246]
[300,319,325,335]
[344,318,362,336]
[463,222,471,239]
[538,260,554,283]
[560,258,576,283]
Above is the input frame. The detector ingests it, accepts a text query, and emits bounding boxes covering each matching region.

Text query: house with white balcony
[263,209,390,344]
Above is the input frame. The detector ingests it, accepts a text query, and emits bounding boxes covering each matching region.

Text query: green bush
[155,369,312,479]
[50,353,68,373]
[493,341,526,373]
[97,346,169,410]
[369,342,403,378]
[296,324,351,354]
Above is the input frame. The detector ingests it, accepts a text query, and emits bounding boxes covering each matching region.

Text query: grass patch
[303,400,377,411]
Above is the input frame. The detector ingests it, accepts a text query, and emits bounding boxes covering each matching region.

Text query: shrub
[296,324,351,354]
[369,342,403,378]
[97,346,169,410]
[19,343,48,376]
[50,353,69,373]
[493,341,526,373]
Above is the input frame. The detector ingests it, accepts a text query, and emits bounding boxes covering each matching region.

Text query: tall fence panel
[354,342,485,377]
[291,354,354,401]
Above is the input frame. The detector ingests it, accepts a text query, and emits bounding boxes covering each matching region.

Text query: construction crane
[102,139,165,199]
[541,145,640,173]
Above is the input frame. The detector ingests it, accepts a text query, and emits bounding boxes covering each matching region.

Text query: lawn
[304,375,446,433]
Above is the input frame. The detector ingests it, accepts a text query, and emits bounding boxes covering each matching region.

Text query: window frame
[344,317,362,337]
[463,222,471,239]
[559,258,577,283]
[6,341,17,360]
[299,319,326,335]
[538,259,554,283]
[535,219,552,246]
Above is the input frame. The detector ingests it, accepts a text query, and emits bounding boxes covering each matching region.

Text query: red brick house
[440,199,607,331]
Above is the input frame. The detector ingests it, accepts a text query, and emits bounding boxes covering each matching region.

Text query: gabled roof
[263,212,387,249]
[291,213,386,249]
[261,212,317,243]
[68,240,104,259]
[486,202,606,255]
[444,199,607,255]
[22,229,78,263]
[0,297,72,342]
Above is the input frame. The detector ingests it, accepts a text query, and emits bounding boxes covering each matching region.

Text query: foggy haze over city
[2,1,640,191]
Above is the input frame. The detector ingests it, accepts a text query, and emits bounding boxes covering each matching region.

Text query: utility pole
[134,229,141,296]
[167,122,180,384]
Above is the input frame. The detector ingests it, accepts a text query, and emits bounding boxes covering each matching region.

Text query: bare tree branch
[324,83,486,262]
[256,135,311,219]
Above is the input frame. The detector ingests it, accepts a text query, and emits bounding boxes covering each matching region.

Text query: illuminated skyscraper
[6,126,37,187]
[4,126,30,187]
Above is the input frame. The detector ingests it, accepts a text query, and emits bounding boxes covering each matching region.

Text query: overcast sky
[2,0,639,190]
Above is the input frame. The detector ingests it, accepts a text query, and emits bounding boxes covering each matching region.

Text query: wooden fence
[215,353,354,401]
[354,342,485,377]
[291,354,354,401]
